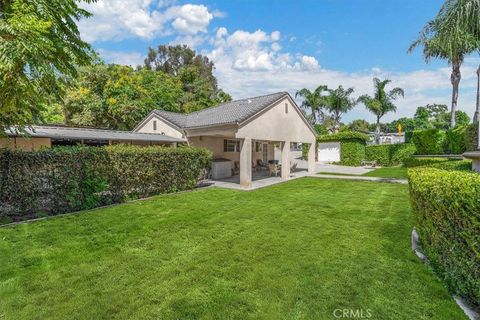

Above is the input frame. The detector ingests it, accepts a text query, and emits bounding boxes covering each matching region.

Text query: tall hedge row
[465,122,479,151]
[365,143,416,166]
[0,145,212,222]
[408,168,480,306]
[317,131,368,166]
[411,129,446,155]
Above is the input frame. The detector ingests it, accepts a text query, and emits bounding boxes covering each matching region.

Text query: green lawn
[362,167,409,179]
[0,178,464,319]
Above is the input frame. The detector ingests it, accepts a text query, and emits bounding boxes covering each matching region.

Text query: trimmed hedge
[365,143,416,166]
[444,126,467,154]
[318,131,368,166]
[0,145,212,222]
[465,122,479,151]
[429,159,472,171]
[403,157,452,168]
[339,141,365,166]
[412,129,446,155]
[408,168,480,306]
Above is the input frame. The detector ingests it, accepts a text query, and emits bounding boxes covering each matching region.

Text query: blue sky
[78,0,479,123]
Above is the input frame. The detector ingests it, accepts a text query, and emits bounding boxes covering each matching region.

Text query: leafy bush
[429,159,472,171]
[318,131,368,166]
[365,143,416,166]
[403,157,452,168]
[444,126,466,154]
[405,131,413,143]
[412,129,446,155]
[0,145,212,222]
[340,141,365,166]
[465,122,479,151]
[408,168,480,306]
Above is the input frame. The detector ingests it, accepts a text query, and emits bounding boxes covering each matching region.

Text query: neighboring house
[134,92,317,187]
[0,125,183,150]
[367,132,405,145]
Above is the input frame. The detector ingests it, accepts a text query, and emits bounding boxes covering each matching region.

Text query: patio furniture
[252,161,258,172]
[268,163,280,177]
[232,161,240,175]
[290,162,298,172]
[361,160,378,167]
[257,159,268,171]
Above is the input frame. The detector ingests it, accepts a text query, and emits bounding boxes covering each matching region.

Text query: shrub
[0,145,212,222]
[318,131,368,166]
[339,141,365,166]
[403,157,452,168]
[408,168,480,306]
[444,126,466,154]
[412,129,446,155]
[365,143,416,166]
[405,131,413,143]
[465,122,479,152]
[429,159,472,171]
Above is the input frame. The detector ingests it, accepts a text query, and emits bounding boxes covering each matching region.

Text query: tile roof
[153,91,289,129]
[5,126,184,143]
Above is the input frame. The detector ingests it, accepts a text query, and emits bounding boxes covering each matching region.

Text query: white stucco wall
[136,115,185,140]
[236,97,316,143]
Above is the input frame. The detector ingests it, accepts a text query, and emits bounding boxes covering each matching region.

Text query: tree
[409,18,478,127]
[388,117,416,133]
[295,86,328,124]
[325,86,356,132]
[348,119,371,133]
[414,107,433,130]
[144,45,229,112]
[0,0,95,132]
[357,78,404,143]
[61,64,184,130]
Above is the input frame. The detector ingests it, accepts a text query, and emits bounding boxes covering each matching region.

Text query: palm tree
[433,0,480,122]
[358,78,404,143]
[295,86,328,125]
[325,86,356,132]
[409,20,478,127]
[475,64,480,122]
[435,0,480,38]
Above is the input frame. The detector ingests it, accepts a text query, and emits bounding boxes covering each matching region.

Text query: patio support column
[308,141,316,174]
[240,138,252,188]
[281,141,290,179]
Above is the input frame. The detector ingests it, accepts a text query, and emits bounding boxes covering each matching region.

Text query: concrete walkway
[209,166,407,190]
[210,169,310,191]
[313,174,408,184]
[295,160,374,175]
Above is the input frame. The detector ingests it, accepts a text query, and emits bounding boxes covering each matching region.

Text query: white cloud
[79,1,215,42]
[97,49,145,67]
[211,55,479,123]
[208,28,320,72]
[168,4,213,34]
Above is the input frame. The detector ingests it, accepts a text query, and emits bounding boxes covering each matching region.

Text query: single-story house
[0,126,183,150]
[133,91,317,187]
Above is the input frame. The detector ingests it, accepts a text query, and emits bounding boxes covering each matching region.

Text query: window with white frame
[224,139,240,152]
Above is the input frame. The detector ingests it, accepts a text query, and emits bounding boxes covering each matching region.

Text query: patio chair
[232,161,240,175]
[252,160,258,172]
[290,162,298,172]
[268,163,280,177]
[257,159,268,171]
